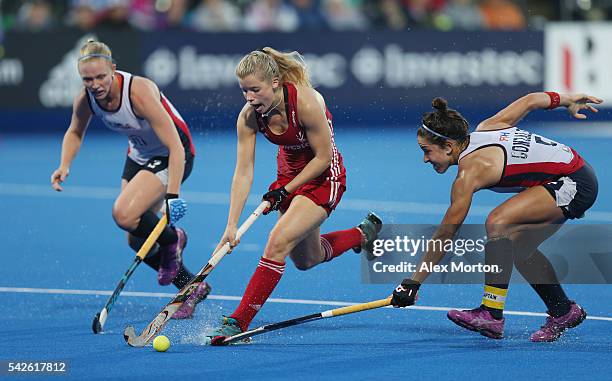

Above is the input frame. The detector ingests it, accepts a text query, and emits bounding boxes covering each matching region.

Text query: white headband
[421,124,450,140]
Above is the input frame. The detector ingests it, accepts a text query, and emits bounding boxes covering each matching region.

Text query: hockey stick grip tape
[135,214,168,260]
[321,297,392,318]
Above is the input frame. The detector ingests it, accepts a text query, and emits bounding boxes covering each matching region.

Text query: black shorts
[121,155,194,185]
[542,162,598,219]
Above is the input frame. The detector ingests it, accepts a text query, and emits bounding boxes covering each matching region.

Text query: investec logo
[39,35,95,108]
[145,44,542,91]
[351,45,543,88]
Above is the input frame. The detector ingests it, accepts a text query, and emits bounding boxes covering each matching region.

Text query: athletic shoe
[530,301,587,342]
[207,316,245,345]
[353,212,383,259]
[157,228,187,286]
[447,306,505,339]
[172,282,211,320]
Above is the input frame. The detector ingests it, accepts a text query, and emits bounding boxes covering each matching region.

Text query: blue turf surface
[1,125,611,380]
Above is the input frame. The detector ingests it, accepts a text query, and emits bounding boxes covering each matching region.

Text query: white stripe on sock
[320,236,333,262]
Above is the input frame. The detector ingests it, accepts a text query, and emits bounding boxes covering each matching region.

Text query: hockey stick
[92,215,168,334]
[211,297,392,346]
[123,201,269,347]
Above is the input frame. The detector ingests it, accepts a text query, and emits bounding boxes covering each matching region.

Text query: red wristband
[545,92,561,109]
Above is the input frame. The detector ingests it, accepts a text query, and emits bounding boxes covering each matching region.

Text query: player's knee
[485,210,511,237]
[112,203,137,231]
[264,230,291,257]
[292,258,317,271]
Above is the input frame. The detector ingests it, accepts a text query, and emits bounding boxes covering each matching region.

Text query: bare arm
[131,77,185,195]
[410,159,495,283]
[227,106,257,228]
[477,92,603,132]
[283,88,332,193]
[214,106,257,251]
[51,91,92,191]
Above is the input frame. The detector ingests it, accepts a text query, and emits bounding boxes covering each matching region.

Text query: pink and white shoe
[447,306,505,339]
[172,282,211,320]
[530,302,587,342]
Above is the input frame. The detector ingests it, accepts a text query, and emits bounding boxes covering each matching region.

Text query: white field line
[3,183,612,222]
[0,286,610,322]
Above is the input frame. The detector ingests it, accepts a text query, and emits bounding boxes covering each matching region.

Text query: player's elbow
[525,93,542,110]
[234,164,254,183]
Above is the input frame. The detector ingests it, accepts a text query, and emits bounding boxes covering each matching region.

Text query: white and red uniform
[459,127,584,192]
[85,70,195,164]
[459,127,597,219]
[255,82,346,214]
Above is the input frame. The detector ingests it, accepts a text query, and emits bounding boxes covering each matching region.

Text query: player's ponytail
[418,97,469,146]
[236,47,311,87]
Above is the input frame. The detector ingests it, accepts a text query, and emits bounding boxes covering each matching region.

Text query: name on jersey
[509,129,531,159]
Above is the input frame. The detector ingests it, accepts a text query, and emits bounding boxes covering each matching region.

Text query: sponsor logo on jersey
[108,121,137,131]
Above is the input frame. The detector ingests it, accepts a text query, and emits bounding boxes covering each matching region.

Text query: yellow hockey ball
[153,335,171,352]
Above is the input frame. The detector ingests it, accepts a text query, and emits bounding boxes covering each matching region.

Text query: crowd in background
[1,0,610,34]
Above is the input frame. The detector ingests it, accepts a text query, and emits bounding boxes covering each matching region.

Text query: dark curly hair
[418,97,469,147]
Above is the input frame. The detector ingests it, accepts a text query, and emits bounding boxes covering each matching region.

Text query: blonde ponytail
[235,47,311,87]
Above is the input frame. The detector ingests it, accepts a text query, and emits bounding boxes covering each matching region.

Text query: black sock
[515,250,571,317]
[481,304,504,320]
[484,238,514,286]
[131,211,178,246]
[172,266,194,289]
[481,238,514,319]
[142,248,194,289]
[143,248,162,270]
[530,284,571,317]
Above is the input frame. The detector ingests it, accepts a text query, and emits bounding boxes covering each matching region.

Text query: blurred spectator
[129,0,157,31]
[244,0,299,32]
[291,0,327,30]
[14,0,55,32]
[67,0,99,31]
[570,1,607,21]
[402,0,438,27]
[363,0,408,30]
[97,0,132,29]
[435,0,483,30]
[479,0,526,30]
[0,7,4,45]
[323,0,369,30]
[1,0,600,33]
[190,0,241,31]
[158,0,190,29]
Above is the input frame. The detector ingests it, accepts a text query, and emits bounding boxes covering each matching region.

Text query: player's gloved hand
[164,193,187,225]
[262,186,289,215]
[391,279,421,307]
